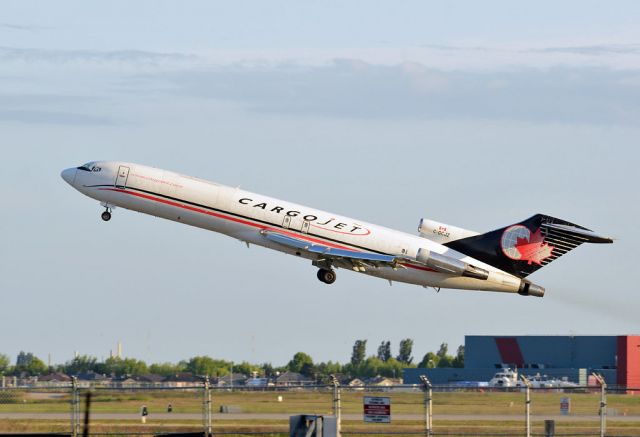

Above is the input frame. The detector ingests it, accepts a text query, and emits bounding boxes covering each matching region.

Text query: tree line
[0,339,464,381]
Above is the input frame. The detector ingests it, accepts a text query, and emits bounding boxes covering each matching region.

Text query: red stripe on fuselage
[99,187,437,273]
[99,188,360,251]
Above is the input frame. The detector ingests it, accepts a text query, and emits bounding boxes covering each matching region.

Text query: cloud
[135,61,640,125]
[0,93,117,126]
[0,109,114,125]
[2,45,640,126]
[0,23,46,31]
[0,93,98,106]
[0,46,198,67]
[530,44,640,56]
[3,43,640,71]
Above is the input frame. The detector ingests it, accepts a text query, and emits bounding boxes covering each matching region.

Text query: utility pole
[70,376,79,437]
[592,373,607,437]
[419,375,433,436]
[203,375,212,437]
[330,374,342,437]
[520,374,532,437]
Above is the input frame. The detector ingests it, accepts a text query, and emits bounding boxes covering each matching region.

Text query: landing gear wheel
[317,268,336,284]
[101,211,112,221]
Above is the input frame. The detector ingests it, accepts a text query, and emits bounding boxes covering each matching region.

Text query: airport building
[403,335,640,387]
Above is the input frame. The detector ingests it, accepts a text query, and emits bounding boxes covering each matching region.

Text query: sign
[560,397,570,415]
[364,396,391,423]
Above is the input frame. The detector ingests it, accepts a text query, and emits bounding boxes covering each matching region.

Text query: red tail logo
[501,226,555,265]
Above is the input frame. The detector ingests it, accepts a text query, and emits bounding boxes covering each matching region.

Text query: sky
[1,0,639,368]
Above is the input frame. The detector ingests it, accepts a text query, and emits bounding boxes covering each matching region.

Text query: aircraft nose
[61,167,77,186]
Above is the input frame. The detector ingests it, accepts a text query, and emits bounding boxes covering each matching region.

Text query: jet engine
[418,218,479,244]
[416,248,490,280]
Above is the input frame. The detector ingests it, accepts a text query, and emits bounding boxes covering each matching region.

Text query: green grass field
[1,389,640,435]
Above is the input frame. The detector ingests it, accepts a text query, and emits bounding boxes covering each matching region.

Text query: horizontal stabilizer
[544,222,613,244]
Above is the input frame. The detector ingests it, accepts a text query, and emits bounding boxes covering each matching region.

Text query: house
[215,373,248,387]
[347,378,365,388]
[134,374,166,387]
[74,371,112,388]
[111,376,138,388]
[330,374,353,385]
[163,372,201,388]
[275,371,314,386]
[364,376,399,387]
[35,372,71,387]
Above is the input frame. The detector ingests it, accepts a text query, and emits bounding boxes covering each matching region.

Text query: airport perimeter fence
[1,378,640,437]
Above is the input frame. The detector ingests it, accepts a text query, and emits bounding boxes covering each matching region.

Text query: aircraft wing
[261,230,400,270]
[261,230,492,279]
[261,230,494,280]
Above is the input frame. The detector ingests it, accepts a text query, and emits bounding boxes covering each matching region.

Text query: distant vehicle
[527,374,578,389]
[245,378,270,387]
[61,161,613,296]
[489,368,523,388]
[452,381,489,389]
[489,368,578,389]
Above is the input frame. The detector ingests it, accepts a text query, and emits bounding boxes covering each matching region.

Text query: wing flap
[262,231,396,265]
[261,230,483,278]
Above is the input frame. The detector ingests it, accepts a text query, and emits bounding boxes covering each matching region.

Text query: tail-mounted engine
[416,248,490,280]
[419,218,479,244]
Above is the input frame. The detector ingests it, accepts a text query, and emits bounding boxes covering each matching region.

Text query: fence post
[330,375,342,437]
[419,375,433,436]
[544,420,555,437]
[520,374,532,437]
[202,375,212,437]
[70,376,79,437]
[592,373,607,437]
[83,392,92,437]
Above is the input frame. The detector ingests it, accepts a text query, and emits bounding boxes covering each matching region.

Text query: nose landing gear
[317,268,337,284]
[101,208,112,222]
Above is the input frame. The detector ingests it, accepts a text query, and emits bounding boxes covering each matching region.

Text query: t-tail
[444,214,613,279]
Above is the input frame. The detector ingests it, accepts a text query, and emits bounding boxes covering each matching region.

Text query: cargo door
[282,215,306,232]
[115,166,130,188]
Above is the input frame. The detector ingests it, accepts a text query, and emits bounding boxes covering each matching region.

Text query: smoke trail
[549,289,638,324]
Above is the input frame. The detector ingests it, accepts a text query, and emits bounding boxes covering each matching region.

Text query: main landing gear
[317,268,337,285]
[101,207,112,222]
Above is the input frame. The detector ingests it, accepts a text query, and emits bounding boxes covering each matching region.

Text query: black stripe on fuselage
[84,184,392,256]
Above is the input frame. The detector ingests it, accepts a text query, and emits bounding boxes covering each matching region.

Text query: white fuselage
[61,161,524,294]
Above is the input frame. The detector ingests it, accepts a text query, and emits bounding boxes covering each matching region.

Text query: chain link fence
[1,380,640,436]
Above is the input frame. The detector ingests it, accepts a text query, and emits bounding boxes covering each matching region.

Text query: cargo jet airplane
[61,161,613,297]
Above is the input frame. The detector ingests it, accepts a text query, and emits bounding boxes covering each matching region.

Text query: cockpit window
[77,162,101,172]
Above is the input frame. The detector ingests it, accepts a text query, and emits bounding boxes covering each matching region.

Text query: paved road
[1,412,639,422]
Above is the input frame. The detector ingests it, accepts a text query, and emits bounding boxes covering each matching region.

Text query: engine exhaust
[518,280,545,297]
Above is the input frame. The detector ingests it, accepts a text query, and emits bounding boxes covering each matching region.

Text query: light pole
[592,373,606,437]
[520,374,532,437]
[203,375,212,437]
[419,375,433,436]
[330,374,341,437]
[70,376,79,437]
